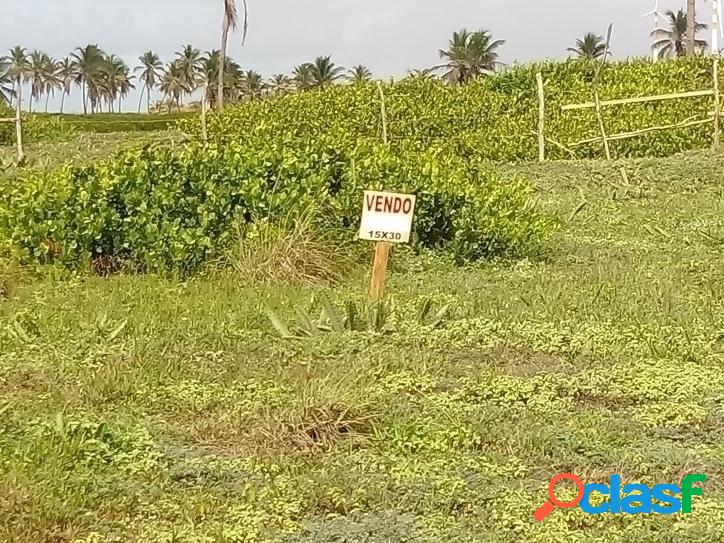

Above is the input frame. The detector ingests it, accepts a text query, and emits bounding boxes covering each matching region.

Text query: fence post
[201,85,209,143]
[714,58,721,150]
[536,72,546,162]
[593,90,611,160]
[15,93,26,166]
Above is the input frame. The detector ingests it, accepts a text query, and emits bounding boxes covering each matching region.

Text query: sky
[0,0,713,113]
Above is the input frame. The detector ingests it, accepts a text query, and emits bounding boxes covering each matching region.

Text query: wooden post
[593,24,613,161]
[14,90,26,166]
[714,59,721,150]
[201,85,209,143]
[536,72,546,163]
[369,241,391,302]
[593,89,611,160]
[369,81,392,302]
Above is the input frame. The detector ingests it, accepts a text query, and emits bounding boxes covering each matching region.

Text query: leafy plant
[266,294,452,338]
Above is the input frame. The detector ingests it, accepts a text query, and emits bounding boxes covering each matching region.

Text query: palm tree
[175,44,202,103]
[310,56,345,89]
[200,50,221,107]
[347,65,372,84]
[3,47,29,109]
[223,60,244,102]
[160,61,188,113]
[687,0,696,56]
[240,70,264,100]
[567,33,609,60]
[71,44,106,114]
[268,73,292,96]
[0,60,12,104]
[407,68,438,81]
[136,51,163,113]
[58,58,75,114]
[218,0,249,111]
[292,63,314,91]
[115,60,135,112]
[437,29,505,84]
[41,57,61,113]
[26,51,50,112]
[652,9,707,59]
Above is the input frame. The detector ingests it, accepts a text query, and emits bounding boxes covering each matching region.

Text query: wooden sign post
[359,190,417,302]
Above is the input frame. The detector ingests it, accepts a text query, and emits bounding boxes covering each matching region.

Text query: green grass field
[1,140,724,542]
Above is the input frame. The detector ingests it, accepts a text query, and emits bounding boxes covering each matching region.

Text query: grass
[1,143,724,541]
[225,214,357,286]
[0,130,186,182]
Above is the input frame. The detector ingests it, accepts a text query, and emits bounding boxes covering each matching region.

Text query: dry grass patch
[227,214,356,286]
[255,401,377,455]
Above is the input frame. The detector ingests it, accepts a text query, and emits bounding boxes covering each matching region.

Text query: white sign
[359,190,417,243]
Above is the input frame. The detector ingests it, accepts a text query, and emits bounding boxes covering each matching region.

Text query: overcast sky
[1,0,709,112]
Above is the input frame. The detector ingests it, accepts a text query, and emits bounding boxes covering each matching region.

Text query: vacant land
[1,143,723,542]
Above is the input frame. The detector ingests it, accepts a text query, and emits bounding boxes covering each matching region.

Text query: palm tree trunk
[687,0,697,56]
[138,85,144,114]
[45,93,50,113]
[218,18,230,111]
[82,80,88,115]
[60,91,66,114]
[28,91,33,113]
[147,85,152,113]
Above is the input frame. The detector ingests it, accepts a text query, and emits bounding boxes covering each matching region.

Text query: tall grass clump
[227,211,355,285]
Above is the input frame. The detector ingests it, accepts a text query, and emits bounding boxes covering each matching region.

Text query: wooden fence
[536,58,722,162]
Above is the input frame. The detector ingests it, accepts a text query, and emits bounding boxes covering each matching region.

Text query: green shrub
[49,113,191,134]
[0,103,13,146]
[0,140,554,274]
[24,115,77,142]
[189,57,722,161]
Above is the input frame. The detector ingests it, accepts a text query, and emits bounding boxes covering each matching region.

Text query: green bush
[52,113,192,134]
[21,113,191,140]
[188,57,722,161]
[24,115,77,142]
[0,103,13,146]
[0,139,554,274]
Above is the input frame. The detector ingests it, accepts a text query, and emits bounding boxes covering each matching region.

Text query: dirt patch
[446,345,575,378]
[573,391,637,411]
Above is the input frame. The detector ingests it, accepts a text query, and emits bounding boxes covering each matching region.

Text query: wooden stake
[562,89,715,111]
[594,89,611,160]
[569,115,713,146]
[536,72,546,163]
[593,24,613,161]
[368,81,392,303]
[14,88,26,166]
[369,241,391,302]
[201,85,209,143]
[714,59,721,150]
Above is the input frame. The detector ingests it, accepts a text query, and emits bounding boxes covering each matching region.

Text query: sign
[358,190,417,243]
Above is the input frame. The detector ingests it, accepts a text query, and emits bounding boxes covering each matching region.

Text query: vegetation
[0,139,553,273]
[2,9,724,540]
[567,33,609,60]
[0,59,12,103]
[2,150,724,541]
[652,9,708,59]
[437,29,505,84]
[198,57,724,161]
